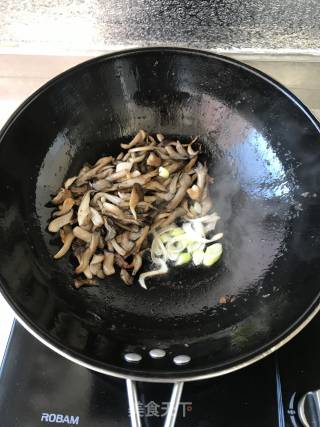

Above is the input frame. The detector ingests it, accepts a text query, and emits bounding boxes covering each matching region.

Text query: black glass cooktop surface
[1,315,320,427]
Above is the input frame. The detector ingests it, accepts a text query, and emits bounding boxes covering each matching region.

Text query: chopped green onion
[160,233,170,243]
[192,250,204,266]
[193,221,204,236]
[187,241,205,253]
[166,239,189,254]
[189,214,220,223]
[203,243,223,266]
[158,225,176,235]
[159,166,170,178]
[183,222,223,244]
[151,233,168,262]
[175,252,191,266]
[139,259,168,289]
[206,243,223,254]
[167,251,180,261]
[170,227,184,237]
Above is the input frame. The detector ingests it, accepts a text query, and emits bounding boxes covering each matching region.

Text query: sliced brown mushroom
[129,153,146,164]
[106,170,128,182]
[98,235,105,249]
[187,184,201,200]
[75,232,100,274]
[132,253,143,276]
[167,174,192,210]
[165,145,188,160]
[73,228,92,245]
[169,173,180,194]
[144,181,167,192]
[120,268,133,286]
[156,133,165,142]
[88,231,100,254]
[95,156,114,168]
[78,164,91,177]
[118,191,131,201]
[104,194,124,205]
[121,129,147,150]
[116,161,133,173]
[122,151,131,161]
[103,252,115,275]
[90,207,103,227]
[76,157,113,185]
[144,195,157,203]
[83,265,93,279]
[52,197,75,217]
[52,188,72,205]
[136,201,157,212]
[192,162,208,200]
[156,148,171,160]
[120,231,135,253]
[89,254,105,276]
[102,202,124,219]
[129,183,144,219]
[75,247,92,274]
[165,161,185,174]
[187,136,199,156]
[135,225,150,253]
[201,196,213,215]
[110,238,126,256]
[147,135,157,144]
[96,269,105,279]
[92,192,118,206]
[129,231,142,241]
[153,212,170,222]
[70,184,89,195]
[91,179,111,191]
[115,254,132,269]
[53,226,75,259]
[74,278,97,288]
[153,192,173,201]
[106,240,114,252]
[159,207,186,228]
[112,220,133,232]
[118,170,158,189]
[48,209,73,233]
[95,166,114,180]
[147,152,161,167]
[183,155,198,173]
[122,170,141,181]
[104,218,117,241]
[175,141,189,158]
[128,146,157,153]
[64,176,77,189]
[77,190,91,226]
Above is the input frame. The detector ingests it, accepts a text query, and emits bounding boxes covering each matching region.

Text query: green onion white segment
[139,212,223,289]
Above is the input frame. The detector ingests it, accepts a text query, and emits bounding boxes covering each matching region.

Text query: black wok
[0,48,320,385]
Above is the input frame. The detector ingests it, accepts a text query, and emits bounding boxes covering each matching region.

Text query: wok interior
[0,49,320,379]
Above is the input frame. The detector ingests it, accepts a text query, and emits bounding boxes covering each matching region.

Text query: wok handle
[126,379,142,427]
[163,382,184,427]
[126,379,184,427]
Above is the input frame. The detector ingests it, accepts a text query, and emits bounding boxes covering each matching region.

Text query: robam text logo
[41,413,79,425]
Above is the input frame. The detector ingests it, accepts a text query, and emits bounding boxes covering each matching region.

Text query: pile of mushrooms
[48,130,222,289]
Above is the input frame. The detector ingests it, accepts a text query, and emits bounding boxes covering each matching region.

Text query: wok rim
[0,46,320,382]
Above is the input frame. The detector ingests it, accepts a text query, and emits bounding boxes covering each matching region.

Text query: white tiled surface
[0,54,319,363]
